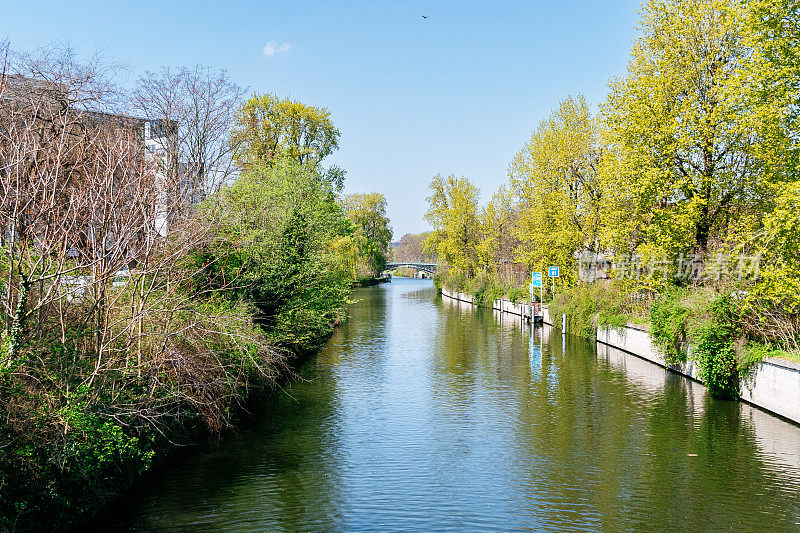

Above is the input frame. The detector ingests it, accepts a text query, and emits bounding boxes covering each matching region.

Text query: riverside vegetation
[0,44,391,530]
[426,0,800,399]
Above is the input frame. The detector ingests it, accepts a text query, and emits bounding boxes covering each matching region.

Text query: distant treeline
[391,232,435,264]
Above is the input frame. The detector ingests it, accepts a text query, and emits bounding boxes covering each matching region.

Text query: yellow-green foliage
[423,0,800,357]
[478,186,518,272]
[421,0,800,396]
[510,95,602,286]
[600,0,764,259]
[424,175,482,279]
[340,193,393,277]
[231,93,340,168]
[741,0,800,184]
[743,181,800,350]
[550,282,652,338]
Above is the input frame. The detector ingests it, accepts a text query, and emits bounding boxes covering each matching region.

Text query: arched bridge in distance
[384,262,437,274]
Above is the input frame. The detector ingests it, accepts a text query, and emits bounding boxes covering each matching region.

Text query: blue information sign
[548,266,560,278]
[531,272,542,288]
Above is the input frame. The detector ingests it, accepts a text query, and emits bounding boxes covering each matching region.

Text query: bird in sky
[422,15,428,19]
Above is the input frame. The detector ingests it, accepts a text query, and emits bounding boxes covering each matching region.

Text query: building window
[148,120,166,139]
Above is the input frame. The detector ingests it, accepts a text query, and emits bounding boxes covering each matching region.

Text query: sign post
[530,272,542,299]
[530,272,542,321]
[548,266,559,299]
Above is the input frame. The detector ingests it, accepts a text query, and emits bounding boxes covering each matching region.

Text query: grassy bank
[548,282,651,337]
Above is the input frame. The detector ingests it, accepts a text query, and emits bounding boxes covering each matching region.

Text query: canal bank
[441,287,800,426]
[95,279,800,531]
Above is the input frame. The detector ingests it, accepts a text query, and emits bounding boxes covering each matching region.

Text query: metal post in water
[562,313,566,333]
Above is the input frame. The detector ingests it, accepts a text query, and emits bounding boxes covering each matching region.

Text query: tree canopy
[340,193,393,277]
[510,95,601,284]
[600,0,758,260]
[424,174,483,281]
[231,93,340,170]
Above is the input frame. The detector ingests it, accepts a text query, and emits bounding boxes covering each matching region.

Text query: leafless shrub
[0,44,280,435]
[132,65,245,202]
[742,295,800,352]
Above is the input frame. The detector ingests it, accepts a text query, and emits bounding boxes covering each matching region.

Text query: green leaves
[232,93,340,169]
[649,290,745,397]
[741,0,800,184]
[510,95,601,285]
[690,295,741,398]
[341,193,393,277]
[600,0,759,257]
[197,159,352,352]
[424,174,482,279]
[650,294,691,363]
[744,181,800,345]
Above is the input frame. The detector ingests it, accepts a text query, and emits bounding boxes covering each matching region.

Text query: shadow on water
[93,278,800,531]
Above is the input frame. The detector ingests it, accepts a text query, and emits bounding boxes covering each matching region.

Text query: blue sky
[2,0,641,236]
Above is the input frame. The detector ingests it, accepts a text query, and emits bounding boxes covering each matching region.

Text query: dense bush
[507,286,527,304]
[550,282,651,337]
[433,273,444,292]
[0,160,359,530]
[650,290,749,398]
[194,160,353,354]
[467,273,501,307]
[691,296,741,398]
[650,293,691,363]
[0,293,282,530]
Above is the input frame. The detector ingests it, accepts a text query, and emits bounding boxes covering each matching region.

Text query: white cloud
[262,41,291,58]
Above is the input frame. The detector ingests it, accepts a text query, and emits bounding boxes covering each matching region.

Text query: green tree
[509,95,602,285]
[600,0,761,261]
[197,159,352,350]
[340,193,393,277]
[741,0,800,184]
[477,185,519,276]
[746,181,800,350]
[424,175,481,279]
[737,0,800,349]
[231,93,340,172]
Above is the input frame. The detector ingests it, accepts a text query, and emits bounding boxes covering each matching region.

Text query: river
[97,278,800,531]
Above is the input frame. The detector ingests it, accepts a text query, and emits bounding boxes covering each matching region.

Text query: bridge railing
[384,262,437,273]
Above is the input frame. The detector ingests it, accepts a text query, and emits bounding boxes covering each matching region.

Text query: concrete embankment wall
[440,288,800,425]
[440,288,535,320]
[595,325,800,424]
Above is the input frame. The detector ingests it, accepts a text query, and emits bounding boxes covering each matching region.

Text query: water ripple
[95,279,800,532]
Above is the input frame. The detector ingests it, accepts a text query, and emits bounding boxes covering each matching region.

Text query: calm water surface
[99,278,800,531]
